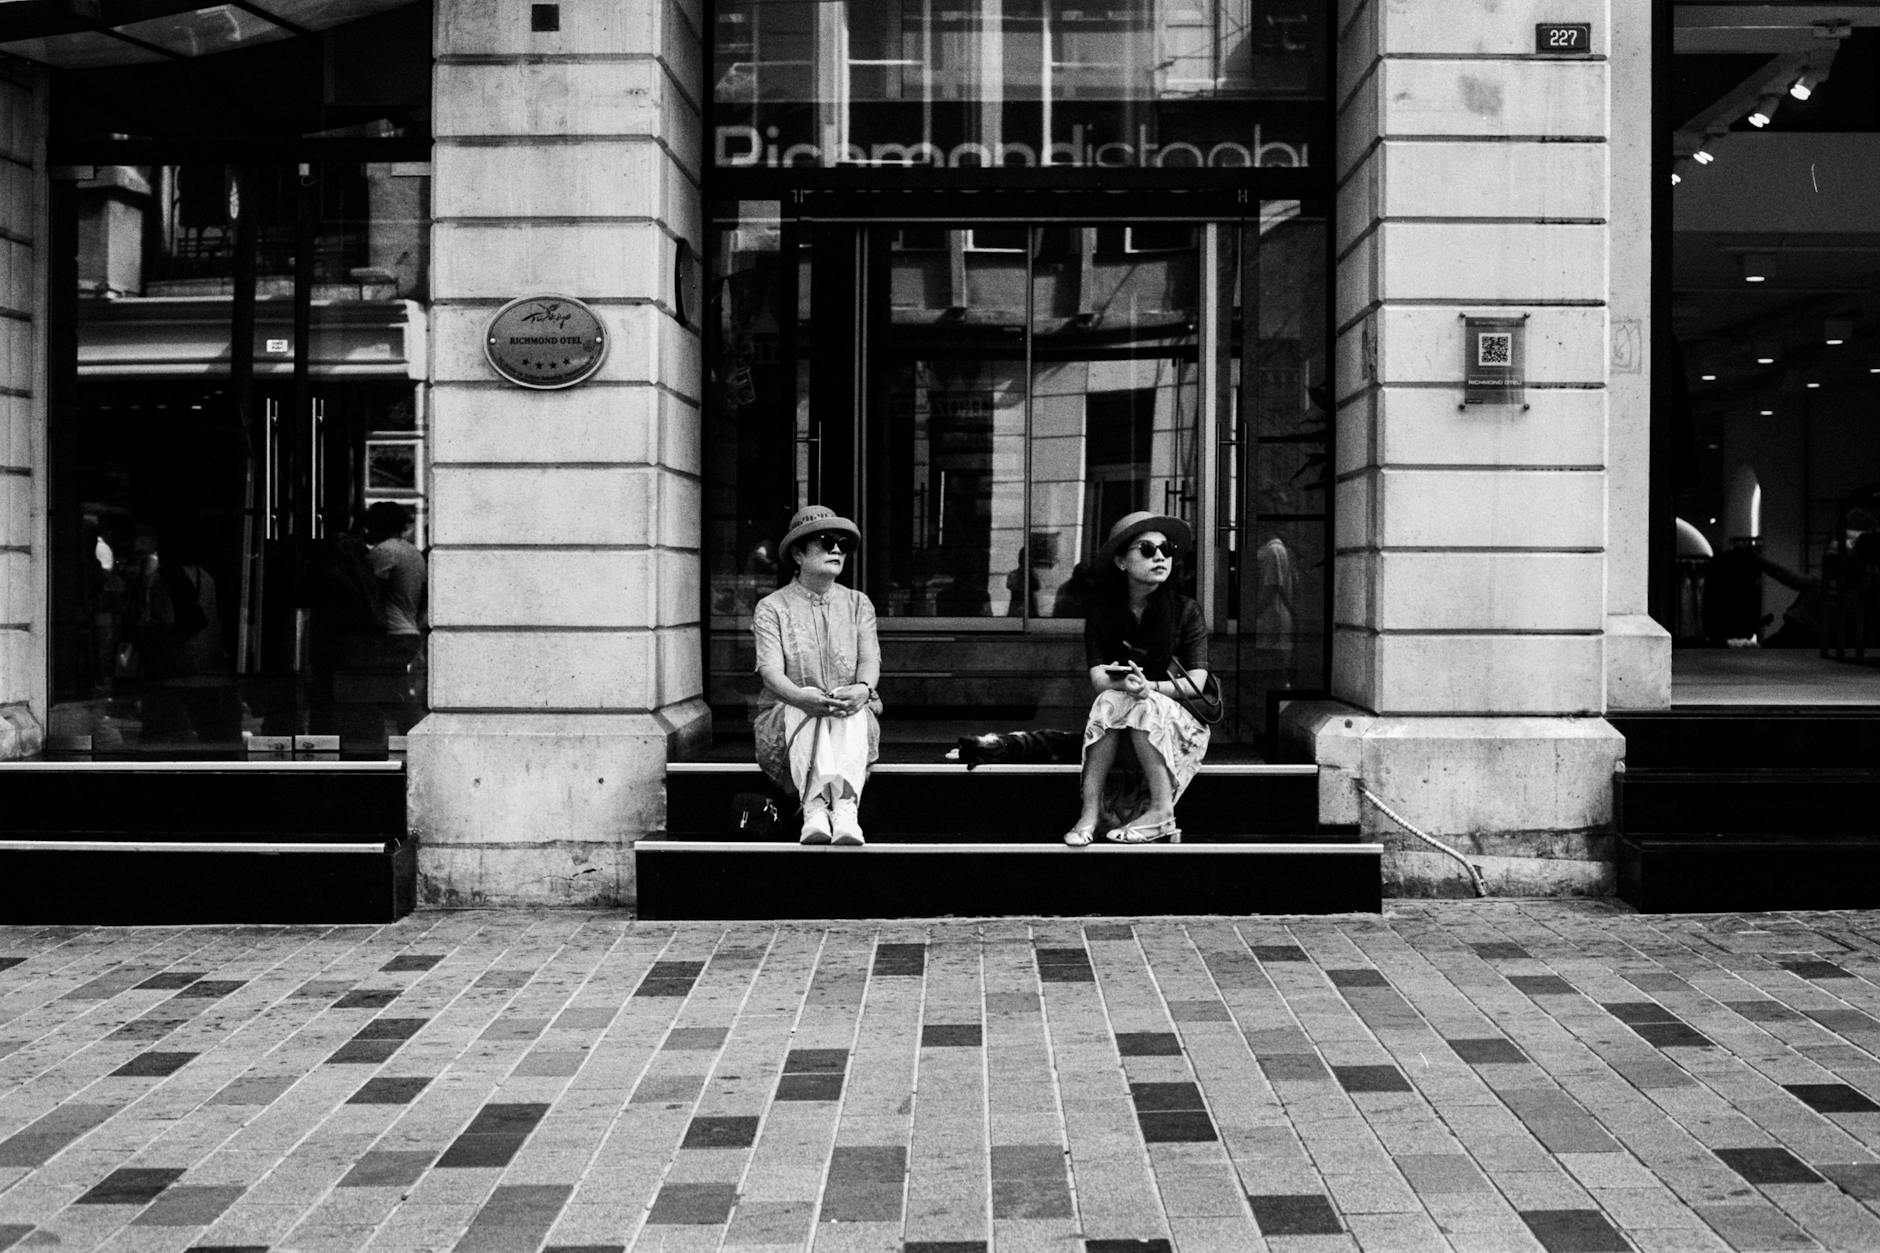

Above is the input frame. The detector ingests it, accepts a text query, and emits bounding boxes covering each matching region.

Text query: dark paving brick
[905,1244,990,1253]
[76,1167,185,1205]
[456,1183,572,1253]
[683,1116,760,1149]
[1448,1037,1527,1065]
[1603,1000,1679,1024]
[1822,1163,1880,1199]
[1727,999,1802,1022]
[1084,924,1135,940]
[134,972,205,991]
[821,1180,905,1222]
[647,1181,738,1225]
[1249,944,1308,962]
[461,1103,552,1135]
[0,1230,34,1253]
[109,1050,195,1077]
[172,980,245,999]
[1129,1082,1204,1111]
[1790,1085,1879,1117]
[1034,946,1091,965]
[339,1149,435,1187]
[349,1076,433,1105]
[1626,972,1692,992]
[437,1103,549,1168]
[1805,1008,1880,1034]
[1137,1111,1216,1142]
[0,1103,118,1167]
[1470,941,1532,959]
[1248,1194,1342,1237]
[1085,1243,1171,1253]
[783,1048,849,1073]
[474,968,536,989]
[1038,966,1095,983]
[873,943,927,975]
[545,1247,625,1253]
[1114,1032,1183,1057]
[647,960,706,979]
[1334,1064,1412,1094]
[775,1072,844,1101]
[991,1145,1066,1179]
[634,979,697,996]
[662,1026,729,1050]
[354,1016,428,1040]
[1715,1146,1825,1185]
[327,1038,404,1064]
[1259,1054,1330,1083]
[921,1023,982,1048]
[437,1134,529,1167]
[1326,968,1390,988]
[132,1184,244,1226]
[380,954,442,972]
[1631,1021,1713,1048]
[0,958,23,971]
[991,1177,1073,1219]
[1507,974,1578,996]
[829,1145,907,1182]
[1777,959,1850,979]
[1519,1209,1629,1253]
[333,988,401,1009]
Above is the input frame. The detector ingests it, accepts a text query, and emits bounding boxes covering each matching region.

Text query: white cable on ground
[1355,782,1488,898]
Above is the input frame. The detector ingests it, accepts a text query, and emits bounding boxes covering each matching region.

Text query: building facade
[0,0,1702,903]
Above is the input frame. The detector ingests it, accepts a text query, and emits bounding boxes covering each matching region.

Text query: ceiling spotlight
[1791,73,1816,100]
[1671,169,1682,185]
[1760,409,1774,416]
[1692,143,1716,164]
[1807,381,1822,389]
[1701,373,1718,381]
[1748,95,1781,127]
[1825,318,1854,345]
[1754,340,1779,364]
[1741,253,1773,283]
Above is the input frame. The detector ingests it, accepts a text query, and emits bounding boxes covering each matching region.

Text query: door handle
[264,398,280,541]
[310,398,326,539]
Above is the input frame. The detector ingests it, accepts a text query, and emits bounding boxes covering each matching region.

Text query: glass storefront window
[49,161,431,758]
[712,0,1325,174]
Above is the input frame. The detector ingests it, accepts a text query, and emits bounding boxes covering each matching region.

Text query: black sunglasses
[1132,540,1175,559]
[808,532,853,554]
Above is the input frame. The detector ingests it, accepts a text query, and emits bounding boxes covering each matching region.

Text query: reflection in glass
[713,0,1326,172]
[50,162,430,758]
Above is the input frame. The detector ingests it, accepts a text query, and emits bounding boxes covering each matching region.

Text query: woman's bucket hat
[781,504,861,557]
[1097,510,1193,566]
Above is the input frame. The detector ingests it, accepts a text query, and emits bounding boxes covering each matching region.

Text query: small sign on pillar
[1460,314,1528,408]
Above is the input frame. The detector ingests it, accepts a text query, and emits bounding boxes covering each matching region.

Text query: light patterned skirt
[754,703,880,800]
[1082,690,1210,827]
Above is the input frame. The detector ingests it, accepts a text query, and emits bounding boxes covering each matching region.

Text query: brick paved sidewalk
[0,903,1878,1253]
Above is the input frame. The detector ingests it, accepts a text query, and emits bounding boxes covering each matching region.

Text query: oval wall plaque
[484,295,607,389]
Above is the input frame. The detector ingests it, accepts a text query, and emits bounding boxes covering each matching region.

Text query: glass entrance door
[48,161,430,759]
[704,200,1326,744]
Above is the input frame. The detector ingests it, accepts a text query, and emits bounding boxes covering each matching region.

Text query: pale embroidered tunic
[752,578,882,797]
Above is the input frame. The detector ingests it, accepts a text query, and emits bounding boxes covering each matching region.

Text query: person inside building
[1064,511,1211,846]
[752,505,883,845]
[364,501,428,732]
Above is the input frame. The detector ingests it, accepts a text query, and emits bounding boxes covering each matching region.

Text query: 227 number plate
[1536,22,1592,54]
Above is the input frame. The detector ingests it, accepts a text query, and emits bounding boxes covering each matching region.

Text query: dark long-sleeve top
[1082,593,1209,680]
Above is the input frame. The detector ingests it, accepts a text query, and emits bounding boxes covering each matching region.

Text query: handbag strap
[1167,659,1225,726]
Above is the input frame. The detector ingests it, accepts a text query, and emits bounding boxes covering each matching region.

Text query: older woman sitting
[752,505,883,845]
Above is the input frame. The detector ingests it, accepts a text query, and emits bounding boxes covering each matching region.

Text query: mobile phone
[1103,665,1134,678]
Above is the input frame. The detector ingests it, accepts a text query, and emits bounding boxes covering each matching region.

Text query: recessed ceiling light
[1760,409,1774,416]
[1807,381,1822,388]
[1741,252,1773,283]
[1701,373,1717,381]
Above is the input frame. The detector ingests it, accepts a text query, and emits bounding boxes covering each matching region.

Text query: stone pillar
[0,65,47,761]
[1287,0,1625,895]
[1604,6,1671,708]
[412,0,708,905]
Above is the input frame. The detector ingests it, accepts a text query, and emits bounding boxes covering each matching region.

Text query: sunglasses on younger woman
[1133,540,1174,559]
[809,533,852,554]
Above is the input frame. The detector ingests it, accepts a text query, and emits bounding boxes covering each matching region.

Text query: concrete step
[634,838,1384,920]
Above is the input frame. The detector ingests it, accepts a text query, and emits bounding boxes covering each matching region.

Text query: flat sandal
[1063,823,1097,848]
[1106,818,1181,845]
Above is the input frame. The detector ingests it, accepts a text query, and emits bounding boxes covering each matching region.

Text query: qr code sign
[1476,332,1513,367]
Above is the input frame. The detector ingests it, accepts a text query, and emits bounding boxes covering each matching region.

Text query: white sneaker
[831,798,865,846]
[800,800,832,845]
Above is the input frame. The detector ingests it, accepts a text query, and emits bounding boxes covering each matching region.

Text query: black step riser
[0,770,406,836]
[667,771,1321,838]
[636,847,1382,920]
[1618,839,1880,913]
[1618,773,1880,835]
[1612,713,1880,770]
[0,844,416,925]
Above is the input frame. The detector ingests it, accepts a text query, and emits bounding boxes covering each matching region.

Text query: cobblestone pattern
[0,902,1877,1251]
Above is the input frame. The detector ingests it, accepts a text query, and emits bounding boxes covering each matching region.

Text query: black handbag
[1170,662,1226,725]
